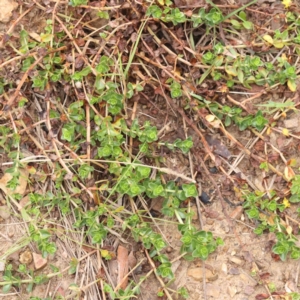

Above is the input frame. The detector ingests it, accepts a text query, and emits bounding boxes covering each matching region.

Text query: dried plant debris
[0,1,300,299]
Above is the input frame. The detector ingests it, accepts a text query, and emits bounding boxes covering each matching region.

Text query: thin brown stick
[4,46,67,109]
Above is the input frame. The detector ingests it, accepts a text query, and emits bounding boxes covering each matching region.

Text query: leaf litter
[0,0,300,299]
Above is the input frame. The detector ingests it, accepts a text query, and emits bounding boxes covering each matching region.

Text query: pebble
[0,205,10,220]
[0,0,18,23]
[284,118,299,129]
[229,256,244,265]
[33,252,47,270]
[7,228,15,237]
[228,267,240,275]
[221,263,227,275]
[0,260,5,272]
[166,247,172,253]
[187,267,218,282]
[227,286,237,298]
[206,283,220,298]
[244,285,255,295]
[239,273,257,285]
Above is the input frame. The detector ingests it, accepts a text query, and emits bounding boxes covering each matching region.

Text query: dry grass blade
[1,1,300,299]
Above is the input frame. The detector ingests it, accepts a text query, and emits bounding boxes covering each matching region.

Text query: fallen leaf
[255,293,269,300]
[287,79,297,92]
[225,65,237,76]
[260,272,270,281]
[273,41,285,48]
[271,252,280,261]
[0,0,18,23]
[230,206,244,220]
[287,158,297,167]
[205,114,215,122]
[116,245,129,290]
[286,225,292,235]
[0,169,28,196]
[284,166,295,181]
[263,35,274,45]
[205,135,231,159]
[128,251,137,270]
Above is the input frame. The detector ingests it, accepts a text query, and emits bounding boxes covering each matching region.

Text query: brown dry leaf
[284,166,295,181]
[259,272,270,281]
[82,245,95,253]
[230,206,244,220]
[0,0,18,23]
[28,32,41,42]
[0,169,28,196]
[287,158,297,167]
[107,259,118,287]
[205,135,231,159]
[205,114,215,122]
[255,293,269,300]
[205,209,220,220]
[116,245,128,290]
[128,251,137,270]
[267,215,275,226]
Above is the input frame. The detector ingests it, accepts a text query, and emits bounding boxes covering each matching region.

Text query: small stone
[61,251,68,259]
[244,285,255,295]
[229,256,244,265]
[151,197,163,212]
[284,118,299,129]
[0,260,5,272]
[227,286,237,298]
[7,228,14,237]
[0,0,18,23]
[239,273,256,285]
[224,225,230,233]
[228,267,240,275]
[221,263,227,275]
[166,247,172,253]
[32,252,47,270]
[19,250,32,265]
[206,283,220,298]
[187,267,218,282]
[285,280,297,293]
[0,205,10,219]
